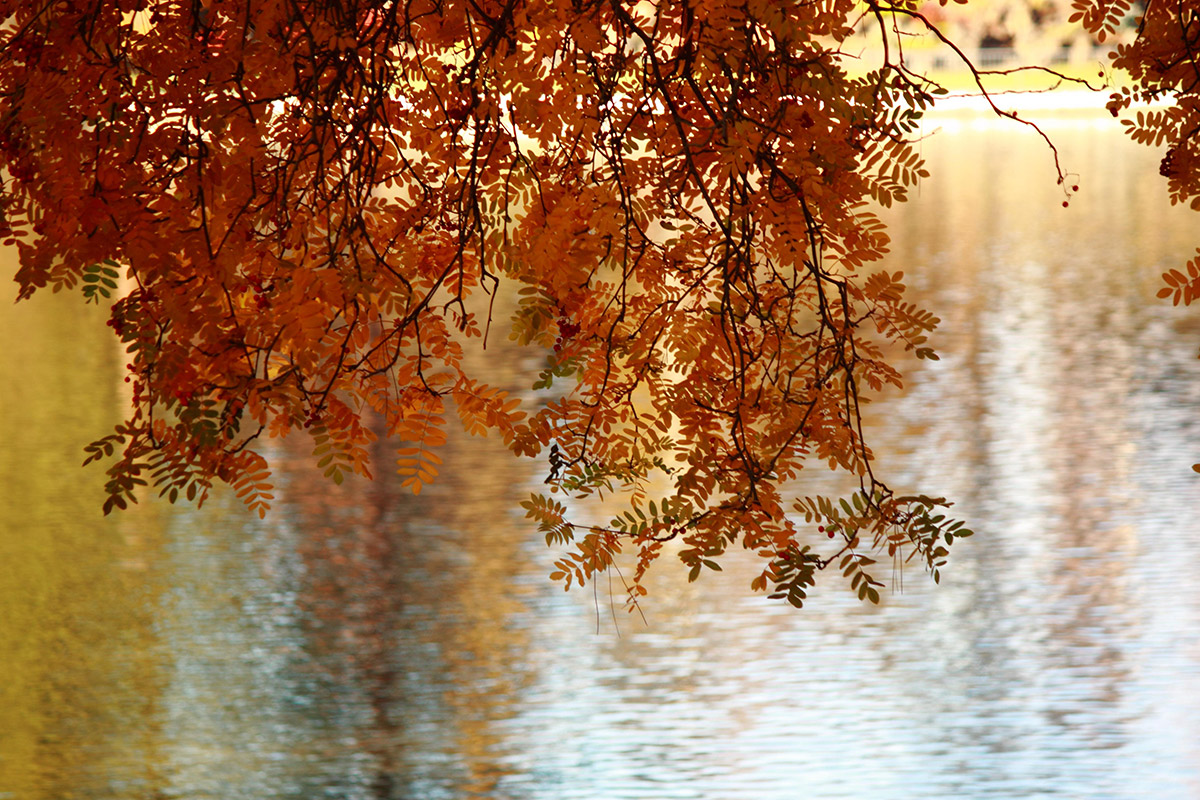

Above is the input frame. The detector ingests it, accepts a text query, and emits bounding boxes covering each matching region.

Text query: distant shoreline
[928,88,1114,115]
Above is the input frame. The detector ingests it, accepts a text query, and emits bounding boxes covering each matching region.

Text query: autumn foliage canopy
[1,0,1194,608]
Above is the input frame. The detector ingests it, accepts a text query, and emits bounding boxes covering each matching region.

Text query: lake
[3,110,1200,800]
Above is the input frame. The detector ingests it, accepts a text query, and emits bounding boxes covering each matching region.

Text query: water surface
[3,116,1200,800]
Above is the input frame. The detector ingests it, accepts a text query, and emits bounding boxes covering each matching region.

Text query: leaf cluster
[0,0,1007,609]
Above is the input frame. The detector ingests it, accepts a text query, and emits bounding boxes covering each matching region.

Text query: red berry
[1062,201,1069,208]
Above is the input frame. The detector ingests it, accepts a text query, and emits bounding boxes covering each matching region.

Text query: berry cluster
[553,318,581,355]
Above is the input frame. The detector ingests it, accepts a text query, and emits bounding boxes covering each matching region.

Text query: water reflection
[0,285,168,799]
[4,118,1200,800]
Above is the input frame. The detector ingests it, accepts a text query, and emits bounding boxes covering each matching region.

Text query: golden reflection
[0,255,169,799]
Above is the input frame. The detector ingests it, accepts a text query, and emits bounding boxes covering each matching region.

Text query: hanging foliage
[1,0,1189,608]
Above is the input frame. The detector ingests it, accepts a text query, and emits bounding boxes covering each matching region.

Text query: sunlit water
[4,114,1200,800]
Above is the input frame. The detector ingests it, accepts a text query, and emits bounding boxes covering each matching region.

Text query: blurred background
[3,101,1200,799]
